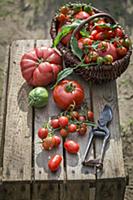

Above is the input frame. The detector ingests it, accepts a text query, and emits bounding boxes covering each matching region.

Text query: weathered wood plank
[32,183,59,200]
[0,46,10,178]
[0,183,30,200]
[92,81,126,200]
[65,76,95,182]
[60,183,92,200]
[2,40,34,181]
[34,40,64,181]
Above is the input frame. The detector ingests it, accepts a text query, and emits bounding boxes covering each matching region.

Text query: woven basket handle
[72,12,117,37]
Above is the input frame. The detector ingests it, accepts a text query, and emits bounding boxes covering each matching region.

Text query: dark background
[0,1,133,199]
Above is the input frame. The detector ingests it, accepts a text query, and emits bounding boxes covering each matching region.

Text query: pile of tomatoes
[38,108,94,172]
[56,4,131,65]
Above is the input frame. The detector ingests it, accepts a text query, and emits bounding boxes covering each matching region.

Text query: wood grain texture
[65,76,95,182]
[2,40,34,181]
[0,183,30,200]
[0,46,10,170]
[60,183,91,200]
[32,183,59,200]
[34,40,64,181]
[92,81,126,200]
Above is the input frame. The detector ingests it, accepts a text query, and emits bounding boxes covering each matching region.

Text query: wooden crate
[0,40,126,200]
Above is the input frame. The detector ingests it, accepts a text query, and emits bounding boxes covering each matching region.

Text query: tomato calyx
[65,82,76,93]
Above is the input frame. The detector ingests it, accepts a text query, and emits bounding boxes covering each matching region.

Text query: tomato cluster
[56,4,131,65]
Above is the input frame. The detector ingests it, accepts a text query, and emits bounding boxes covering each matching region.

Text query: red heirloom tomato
[64,140,79,154]
[48,155,62,172]
[20,47,62,86]
[53,80,84,110]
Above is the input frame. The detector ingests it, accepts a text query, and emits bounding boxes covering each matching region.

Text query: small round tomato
[90,51,99,62]
[58,116,69,127]
[38,128,48,140]
[78,125,87,136]
[53,80,84,110]
[78,115,86,122]
[48,155,62,172]
[78,38,93,49]
[42,136,55,150]
[50,119,60,129]
[57,13,68,22]
[122,38,131,49]
[52,136,61,147]
[70,111,79,120]
[104,54,114,64]
[60,128,69,137]
[98,41,108,51]
[90,29,98,39]
[75,11,90,19]
[97,56,104,65]
[87,111,94,121]
[60,6,69,15]
[95,31,108,40]
[115,27,123,38]
[84,55,91,64]
[68,124,77,133]
[64,140,80,154]
[117,46,128,58]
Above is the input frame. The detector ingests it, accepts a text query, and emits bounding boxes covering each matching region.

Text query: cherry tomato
[70,111,79,120]
[48,155,62,172]
[84,55,91,64]
[50,119,60,129]
[117,46,128,58]
[58,116,69,127]
[87,111,94,121]
[78,38,93,49]
[60,6,69,15]
[89,51,99,62]
[97,56,104,65]
[68,124,77,133]
[57,13,68,22]
[52,135,61,147]
[53,80,84,110]
[104,54,114,64]
[115,27,123,38]
[75,11,90,19]
[78,115,86,122]
[42,136,55,150]
[98,41,108,51]
[38,128,48,140]
[78,126,87,136]
[64,140,80,154]
[90,29,98,39]
[60,128,69,137]
[122,38,131,49]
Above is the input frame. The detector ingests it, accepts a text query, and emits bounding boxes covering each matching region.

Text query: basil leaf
[80,28,90,38]
[53,20,82,47]
[70,35,83,60]
[51,68,74,89]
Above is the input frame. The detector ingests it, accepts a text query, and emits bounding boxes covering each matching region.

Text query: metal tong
[82,105,113,169]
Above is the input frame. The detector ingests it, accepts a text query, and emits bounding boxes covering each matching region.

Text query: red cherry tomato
[60,128,69,137]
[78,38,93,49]
[42,137,55,150]
[87,111,94,121]
[53,80,84,110]
[84,55,91,64]
[75,11,90,19]
[52,136,61,147]
[116,46,128,58]
[70,111,79,120]
[58,116,69,127]
[64,140,80,154]
[90,29,98,39]
[78,115,86,122]
[50,119,60,129]
[68,124,77,133]
[89,51,99,62]
[38,128,48,140]
[48,155,62,172]
[115,27,123,38]
[78,125,87,136]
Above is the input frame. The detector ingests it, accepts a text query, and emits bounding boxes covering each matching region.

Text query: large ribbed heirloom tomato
[20,47,62,86]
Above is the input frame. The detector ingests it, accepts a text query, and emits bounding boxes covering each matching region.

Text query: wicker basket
[50,4,132,83]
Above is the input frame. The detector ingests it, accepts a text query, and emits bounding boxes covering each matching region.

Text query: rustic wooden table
[0,40,126,200]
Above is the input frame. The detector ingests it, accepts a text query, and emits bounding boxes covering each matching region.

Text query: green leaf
[80,28,90,38]
[70,36,83,60]
[53,20,82,47]
[84,4,92,13]
[51,68,74,89]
